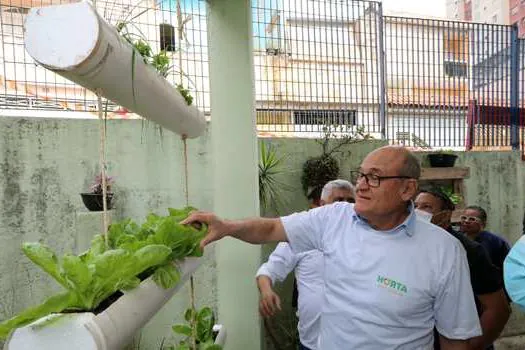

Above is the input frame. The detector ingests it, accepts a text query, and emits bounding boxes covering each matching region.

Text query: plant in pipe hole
[167,306,222,350]
[0,207,207,340]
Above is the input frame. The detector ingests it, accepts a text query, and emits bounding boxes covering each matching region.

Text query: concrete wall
[2,117,525,349]
[0,117,216,349]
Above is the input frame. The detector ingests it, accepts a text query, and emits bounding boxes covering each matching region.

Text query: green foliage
[301,125,371,197]
[116,22,194,105]
[176,84,193,106]
[166,306,222,350]
[0,207,207,340]
[152,51,172,78]
[259,141,291,214]
[439,186,461,205]
[301,155,340,196]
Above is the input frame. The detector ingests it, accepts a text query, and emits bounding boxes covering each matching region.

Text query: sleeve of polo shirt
[256,243,299,283]
[434,241,482,340]
[504,236,525,311]
[470,243,504,295]
[281,204,331,254]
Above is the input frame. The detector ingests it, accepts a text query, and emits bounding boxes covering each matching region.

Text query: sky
[380,0,446,18]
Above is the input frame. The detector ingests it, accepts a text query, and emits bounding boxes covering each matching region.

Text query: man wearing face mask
[415,190,510,350]
[256,179,355,350]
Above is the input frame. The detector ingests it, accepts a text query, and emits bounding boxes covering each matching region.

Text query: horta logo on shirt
[376,275,408,296]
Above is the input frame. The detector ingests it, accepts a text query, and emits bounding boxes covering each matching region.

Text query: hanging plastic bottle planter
[24,1,206,138]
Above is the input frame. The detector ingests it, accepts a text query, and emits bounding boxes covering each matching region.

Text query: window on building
[293,109,357,126]
[512,6,519,15]
[492,14,498,23]
[444,60,468,77]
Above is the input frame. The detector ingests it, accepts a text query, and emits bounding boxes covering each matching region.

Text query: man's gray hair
[321,179,355,201]
[399,150,421,179]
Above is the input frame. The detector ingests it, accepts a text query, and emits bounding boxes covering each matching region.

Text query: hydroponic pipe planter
[4,257,213,350]
[24,1,206,138]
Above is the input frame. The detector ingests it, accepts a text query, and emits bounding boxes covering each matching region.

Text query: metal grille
[385,18,515,149]
[0,0,210,116]
[252,0,385,138]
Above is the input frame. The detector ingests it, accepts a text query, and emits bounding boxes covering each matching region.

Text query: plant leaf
[172,324,192,336]
[0,292,78,340]
[152,263,180,289]
[22,243,67,289]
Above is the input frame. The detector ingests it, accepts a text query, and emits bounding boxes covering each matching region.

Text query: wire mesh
[1,0,524,149]
[0,0,209,116]
[252,0,384,138]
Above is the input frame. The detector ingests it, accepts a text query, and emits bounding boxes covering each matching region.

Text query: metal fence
[252,0,385,138]
[253,0,525,150]
[1,0,525,149]
[0,0,209,115]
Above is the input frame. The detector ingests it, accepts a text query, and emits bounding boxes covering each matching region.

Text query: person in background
[415,190,510,350]
[183,146,481,349]
[504,236,525,310]
[460,206,511,278]
[256,179,355,350]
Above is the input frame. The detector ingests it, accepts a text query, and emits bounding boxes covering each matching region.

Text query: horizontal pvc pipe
[86,257,202,349]
[5,257,204,350]
[213,324,227,346]
[24,1,206,138]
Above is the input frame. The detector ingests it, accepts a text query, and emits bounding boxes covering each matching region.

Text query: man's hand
[181,212,287,249]
[181,211,230,250]
[257,275,282,318]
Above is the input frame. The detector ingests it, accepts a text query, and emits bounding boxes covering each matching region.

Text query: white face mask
[415,208,433,222]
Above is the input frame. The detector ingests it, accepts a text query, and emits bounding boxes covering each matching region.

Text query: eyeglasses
[460,215,481,223]
[350,171,412,188]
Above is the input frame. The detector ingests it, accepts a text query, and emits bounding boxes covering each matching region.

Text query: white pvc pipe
[86,257,202,349]
[24,1,206,138]
[4,257,204,350]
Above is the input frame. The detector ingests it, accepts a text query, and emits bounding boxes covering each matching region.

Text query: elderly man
[183,146,481,349]
[415,190,510,350]
[257,179,355,350]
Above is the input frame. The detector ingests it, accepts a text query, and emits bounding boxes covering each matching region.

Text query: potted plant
[427,150,458,167]
[80,174,114,212]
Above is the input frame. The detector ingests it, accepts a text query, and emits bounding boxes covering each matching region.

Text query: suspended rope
[182,134,197,350]
[97,91,109,248]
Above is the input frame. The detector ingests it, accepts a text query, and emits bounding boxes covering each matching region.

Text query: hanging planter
[24,1,206,138]
[4,258,213,350]
[427,152,458,167]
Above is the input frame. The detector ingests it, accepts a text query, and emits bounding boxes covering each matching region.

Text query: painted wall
[2,117,525,348]
[0,117,216,349]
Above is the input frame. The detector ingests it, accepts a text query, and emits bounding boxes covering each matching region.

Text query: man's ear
[400,179,418,201]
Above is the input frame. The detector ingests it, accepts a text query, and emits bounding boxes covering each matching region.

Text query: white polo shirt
[282,202,481,349]
[256,244,323,349]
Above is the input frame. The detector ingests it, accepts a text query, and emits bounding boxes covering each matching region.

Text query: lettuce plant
[0,207,206,339]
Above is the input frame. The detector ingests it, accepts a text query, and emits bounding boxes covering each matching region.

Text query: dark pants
[298,343,312,350]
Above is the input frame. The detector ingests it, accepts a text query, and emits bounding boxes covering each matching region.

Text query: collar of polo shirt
[351,201,417,237]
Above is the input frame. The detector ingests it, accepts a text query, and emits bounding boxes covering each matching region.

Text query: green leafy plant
[439,186,461,205]
[301,125,370,197]
[176,84,193,106]
[167,306,222,350]
[0,207,207,340]
[116,21,194,105]
[259,141,291,214]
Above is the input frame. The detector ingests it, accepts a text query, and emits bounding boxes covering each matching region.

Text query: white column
[207,0,262,349]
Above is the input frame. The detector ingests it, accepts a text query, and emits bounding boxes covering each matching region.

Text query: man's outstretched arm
[181,212,287,249]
